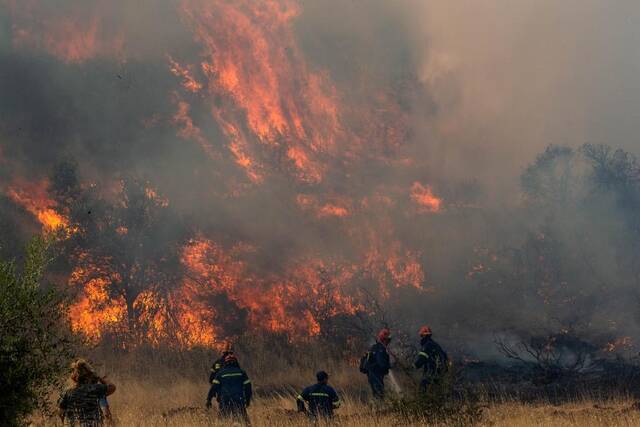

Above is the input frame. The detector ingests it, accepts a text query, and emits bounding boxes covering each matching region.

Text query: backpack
[359,352,371,374]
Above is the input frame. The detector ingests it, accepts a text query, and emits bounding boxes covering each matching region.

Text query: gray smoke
[1,0,640,357]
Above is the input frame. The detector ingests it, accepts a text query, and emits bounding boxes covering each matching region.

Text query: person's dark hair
[316,371,329,382]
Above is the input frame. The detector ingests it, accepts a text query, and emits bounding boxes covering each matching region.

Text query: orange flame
[4,0,439,348]
[296,194,351,219]
[410,182,442,213]
[68,276,127,341]
[8,1,124,63]
[6,179,68,231]
[178,237,363,339]
[175,0,341,184]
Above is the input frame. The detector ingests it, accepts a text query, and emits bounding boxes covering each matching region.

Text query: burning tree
[50,161,188,345]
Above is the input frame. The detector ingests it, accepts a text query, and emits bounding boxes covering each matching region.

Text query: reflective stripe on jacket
[297,383,340,417]
[208,365,252,405]
[414,336,448,377]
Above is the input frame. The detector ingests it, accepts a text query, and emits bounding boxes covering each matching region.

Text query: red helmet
[377,328,392,344]
[223,354,238,365]
[419,326,433,337]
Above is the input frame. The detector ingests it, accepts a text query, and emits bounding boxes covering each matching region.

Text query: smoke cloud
[1,0,640,356]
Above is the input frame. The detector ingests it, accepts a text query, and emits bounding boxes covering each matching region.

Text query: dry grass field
[26,344,640,426]
[32,369,640,426]
[105,381,640,427]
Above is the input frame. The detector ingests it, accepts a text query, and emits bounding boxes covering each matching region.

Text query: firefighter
[209,341,235,384]
[58,359,117,427]
[296,371,341,420]
[365,328,392,400]
[206,354,252,424]
[414,326,449,391]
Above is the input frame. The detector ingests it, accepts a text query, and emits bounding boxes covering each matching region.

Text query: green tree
[0,236,73,426]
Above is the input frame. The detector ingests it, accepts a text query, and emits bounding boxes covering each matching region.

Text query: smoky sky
[1,1,640,356]
[414,1,640,192]
[2,1,639,206]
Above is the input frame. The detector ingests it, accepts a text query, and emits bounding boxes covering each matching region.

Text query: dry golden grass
[34,373,640,426]
[485,400,640,427]
[29,346,640,426]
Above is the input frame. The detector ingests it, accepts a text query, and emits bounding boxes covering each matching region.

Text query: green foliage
[388,368,483,426]
[0,236,73,426]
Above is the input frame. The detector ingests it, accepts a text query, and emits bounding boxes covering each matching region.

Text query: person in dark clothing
[209,341,235,384]
[206,354,252,424]
[414,326,449,391]
[58,359,116,427]
[366,328,392,400]
[296,371,341,419]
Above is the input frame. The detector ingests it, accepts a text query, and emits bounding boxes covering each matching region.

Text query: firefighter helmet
[223,354,238,365]
[419,325,433,337]
[377,328,392,344]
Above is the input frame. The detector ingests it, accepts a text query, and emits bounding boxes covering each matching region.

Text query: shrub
[388,367,484,426]
[0,236,73,426]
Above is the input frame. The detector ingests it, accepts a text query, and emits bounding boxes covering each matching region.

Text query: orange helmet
[419,326,432,337]
[377,328,392,344]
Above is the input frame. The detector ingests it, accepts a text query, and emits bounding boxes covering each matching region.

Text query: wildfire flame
[3,0,437,347]
[296,194,351,219]
[410,182,442,213]
[175,0,341,184]
[6,180,67,231]
[8,0,124,63]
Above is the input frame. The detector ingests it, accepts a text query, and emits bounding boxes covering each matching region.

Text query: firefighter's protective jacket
[208,351,233,384]
[296,383,340,417]
[207,364,252,405]
[367,342,391,376]
[414,336,448,377]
